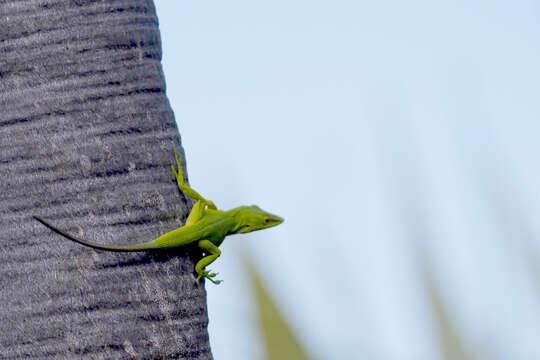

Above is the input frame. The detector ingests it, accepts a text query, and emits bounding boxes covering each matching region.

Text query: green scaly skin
[34,145,283,285]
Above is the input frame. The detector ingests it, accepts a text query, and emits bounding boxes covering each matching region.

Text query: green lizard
[34,145,283,284]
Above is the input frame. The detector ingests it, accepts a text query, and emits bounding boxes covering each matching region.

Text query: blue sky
[156,1,540,359]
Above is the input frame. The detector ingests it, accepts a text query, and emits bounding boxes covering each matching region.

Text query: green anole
[34,145,283,284]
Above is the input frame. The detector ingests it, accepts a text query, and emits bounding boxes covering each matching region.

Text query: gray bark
[0,1,213,359]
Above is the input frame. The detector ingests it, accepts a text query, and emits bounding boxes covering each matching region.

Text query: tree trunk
[0,1,213,358]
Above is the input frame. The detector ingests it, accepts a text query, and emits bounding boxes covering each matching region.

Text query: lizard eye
[264,218,270,223]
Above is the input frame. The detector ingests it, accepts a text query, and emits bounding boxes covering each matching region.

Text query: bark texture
[0,1,213,359]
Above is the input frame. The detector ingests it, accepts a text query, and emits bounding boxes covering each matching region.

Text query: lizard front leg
[195,240,222,284]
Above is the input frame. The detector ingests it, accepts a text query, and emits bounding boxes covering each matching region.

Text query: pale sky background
[156,1,540,359]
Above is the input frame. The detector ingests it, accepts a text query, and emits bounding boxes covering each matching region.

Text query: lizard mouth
[265,214,284,227]
[237,215,284,234]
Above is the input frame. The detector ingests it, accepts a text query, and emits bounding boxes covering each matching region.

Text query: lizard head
[233,205,284,234]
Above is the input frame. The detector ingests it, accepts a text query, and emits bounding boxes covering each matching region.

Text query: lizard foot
[195,270,222,285]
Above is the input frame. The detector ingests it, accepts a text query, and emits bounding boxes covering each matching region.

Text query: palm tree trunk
[0,1,213,358]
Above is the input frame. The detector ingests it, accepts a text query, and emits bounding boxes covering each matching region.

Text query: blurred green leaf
[425,268,472,360]
[246,261,313,360]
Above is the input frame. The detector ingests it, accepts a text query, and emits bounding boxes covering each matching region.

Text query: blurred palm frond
[425,267,472,360]
[246,261,313,360]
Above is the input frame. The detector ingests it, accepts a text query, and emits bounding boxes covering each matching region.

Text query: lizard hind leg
[171,144,217,210]
[185,200,205,225]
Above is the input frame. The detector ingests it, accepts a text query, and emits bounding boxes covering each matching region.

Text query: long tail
[33,216,158,252]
